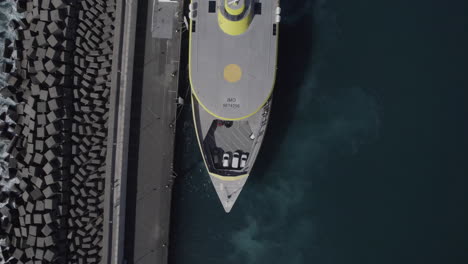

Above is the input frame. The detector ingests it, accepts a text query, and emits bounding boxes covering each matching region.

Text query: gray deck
[192,96,273,211]
[211,121,253,153]
[190,0,279,119]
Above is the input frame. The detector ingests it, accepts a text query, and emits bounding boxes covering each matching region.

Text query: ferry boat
[188,0,281,212]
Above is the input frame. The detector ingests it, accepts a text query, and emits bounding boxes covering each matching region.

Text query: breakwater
[0,0,117,262]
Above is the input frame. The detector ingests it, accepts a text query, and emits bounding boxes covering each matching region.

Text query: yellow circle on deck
[224,64,242,83]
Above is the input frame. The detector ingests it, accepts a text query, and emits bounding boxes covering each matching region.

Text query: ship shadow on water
[250,0,317,183]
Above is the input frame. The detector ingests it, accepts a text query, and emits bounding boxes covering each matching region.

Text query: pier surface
[122,0,184,263]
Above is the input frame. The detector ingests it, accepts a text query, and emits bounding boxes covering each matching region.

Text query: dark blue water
[169,0,468,263]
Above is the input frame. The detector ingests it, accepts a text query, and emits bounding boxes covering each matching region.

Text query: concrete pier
[122,0,184,263]
[102,0,137,264]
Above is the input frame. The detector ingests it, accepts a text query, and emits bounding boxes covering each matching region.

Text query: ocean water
[0,0,18,86]
[169,1,468,264]
[0,1,19,194]
[0,2,19,263]
[0,0,21,148]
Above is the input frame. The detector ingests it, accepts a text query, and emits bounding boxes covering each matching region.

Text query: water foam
[0,1,20,262]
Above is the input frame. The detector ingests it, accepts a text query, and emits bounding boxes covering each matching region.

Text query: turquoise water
[170,0,468,263]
